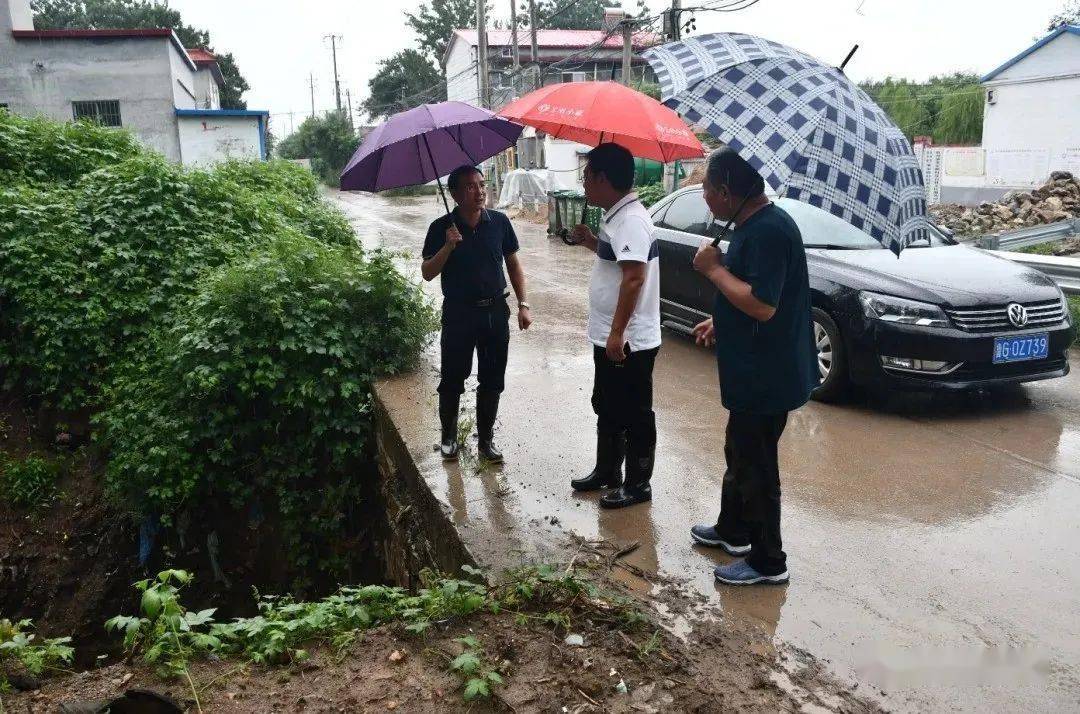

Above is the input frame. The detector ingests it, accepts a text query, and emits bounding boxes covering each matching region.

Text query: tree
[520,0,609,30]
[1047,0,1079,30]
[276,112,359,187]
[405,0,483,64]
[860,74,983,145]
[362,50,445,120]
[861,79,931,139]
[31,0,250,109]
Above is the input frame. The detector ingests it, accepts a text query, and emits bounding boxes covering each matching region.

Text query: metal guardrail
[990,250,1080,295]
[974,218,1080,251]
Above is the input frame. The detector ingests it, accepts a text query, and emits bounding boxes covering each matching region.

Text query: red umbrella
[498,81,703,162]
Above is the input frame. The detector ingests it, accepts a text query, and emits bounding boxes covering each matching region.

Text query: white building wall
[177,114,262,167]
[168,42,198,110]
[982,31,1080,189]
[192,68,220,109]
[0,37,182,159]
[444,37,478,105]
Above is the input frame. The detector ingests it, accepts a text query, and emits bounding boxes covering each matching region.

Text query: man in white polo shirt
[567,142,661,509]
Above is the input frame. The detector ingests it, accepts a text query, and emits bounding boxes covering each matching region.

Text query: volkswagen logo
[1007,303,1028,328]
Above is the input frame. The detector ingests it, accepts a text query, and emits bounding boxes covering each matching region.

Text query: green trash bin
[548,190,601,237]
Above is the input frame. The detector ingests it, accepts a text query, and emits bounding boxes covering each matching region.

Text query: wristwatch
[518,302,531,310]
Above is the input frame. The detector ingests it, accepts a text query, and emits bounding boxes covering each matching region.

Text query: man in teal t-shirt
[688,148,818,586]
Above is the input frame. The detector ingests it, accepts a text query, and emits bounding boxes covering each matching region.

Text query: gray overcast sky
[167,0,1065,135]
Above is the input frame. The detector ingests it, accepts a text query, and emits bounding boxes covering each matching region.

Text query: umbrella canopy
[643,33,929,255]
[498,81,703,163]
[339,101,523,200]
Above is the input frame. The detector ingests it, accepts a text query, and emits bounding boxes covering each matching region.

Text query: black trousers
[437,298,510,396]
[715,411,789,575]
[591,345,659,457]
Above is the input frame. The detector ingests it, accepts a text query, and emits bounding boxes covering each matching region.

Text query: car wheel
[811,308,849,402]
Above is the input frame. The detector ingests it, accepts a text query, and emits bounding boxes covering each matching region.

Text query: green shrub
[98,235,435,572]
[1,110,435,578]
[0,112,142,186]
[636,181,668,208]
[0,454,62,508]
[0,131,357,410]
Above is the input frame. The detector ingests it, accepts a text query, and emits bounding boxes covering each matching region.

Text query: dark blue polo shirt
[712,203,818,415]
[423,208,519,304]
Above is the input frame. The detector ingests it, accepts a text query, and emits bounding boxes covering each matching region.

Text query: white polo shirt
[587,193,662,352]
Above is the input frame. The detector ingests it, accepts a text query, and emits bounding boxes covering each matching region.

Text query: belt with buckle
[470,293,508,308]
[466,293,507,306]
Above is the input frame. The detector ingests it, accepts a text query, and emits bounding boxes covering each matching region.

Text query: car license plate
[993,333,1049,364]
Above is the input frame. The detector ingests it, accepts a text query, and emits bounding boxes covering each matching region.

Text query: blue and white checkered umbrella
[643,33,929,255]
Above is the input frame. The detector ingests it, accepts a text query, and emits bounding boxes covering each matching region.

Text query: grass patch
[101,564,648,705]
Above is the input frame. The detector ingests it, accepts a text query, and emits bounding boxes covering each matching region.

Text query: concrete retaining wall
[373,385,477,589]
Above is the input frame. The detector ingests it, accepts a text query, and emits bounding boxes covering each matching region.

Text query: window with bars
[72,100,122,127]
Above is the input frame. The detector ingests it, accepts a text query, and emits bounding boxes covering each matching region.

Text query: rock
[1018,201,1035,220]
[1043,196,1065,212]
[1050,170,1074,181]
[564,634,585,647]
[388,650,406,663]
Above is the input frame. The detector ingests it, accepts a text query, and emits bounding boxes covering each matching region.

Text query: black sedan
[650,185,1076,400]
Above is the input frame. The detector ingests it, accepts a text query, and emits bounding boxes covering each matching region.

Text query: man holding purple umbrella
[422,165,531,463]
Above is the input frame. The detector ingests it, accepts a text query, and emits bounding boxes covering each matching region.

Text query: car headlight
[858,291,950,328]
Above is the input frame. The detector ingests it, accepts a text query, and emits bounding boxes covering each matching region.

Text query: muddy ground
[3,565,882,714]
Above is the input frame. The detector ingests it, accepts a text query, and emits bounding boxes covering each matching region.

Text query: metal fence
[973,218,1080,251]
[989,250,1080,295]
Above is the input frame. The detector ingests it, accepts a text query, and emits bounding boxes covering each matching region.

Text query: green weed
[0,618,74,691]
[0,454,62,508]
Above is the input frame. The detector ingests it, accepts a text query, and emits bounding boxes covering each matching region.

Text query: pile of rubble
[930,171,1080,237]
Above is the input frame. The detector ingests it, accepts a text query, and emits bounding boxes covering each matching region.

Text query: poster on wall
[943,148,985,177]
[986,148,1050,187]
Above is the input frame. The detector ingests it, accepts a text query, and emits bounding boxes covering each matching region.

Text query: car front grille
[945,299,1066,332]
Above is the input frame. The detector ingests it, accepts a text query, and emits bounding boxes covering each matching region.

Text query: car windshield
[774,197,953,249]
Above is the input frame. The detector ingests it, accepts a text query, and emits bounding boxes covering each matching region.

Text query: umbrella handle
[421,133,452,214]
[708,193,753,248]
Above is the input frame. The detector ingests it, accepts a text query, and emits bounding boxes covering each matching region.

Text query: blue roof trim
[981,25,1080,82]
[175,109,270,117]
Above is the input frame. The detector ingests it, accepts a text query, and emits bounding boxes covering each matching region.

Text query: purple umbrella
[340,101,524,213]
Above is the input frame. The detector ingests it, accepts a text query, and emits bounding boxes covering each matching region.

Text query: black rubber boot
[476,390,503,463]
[439,392,460,461]
[600,446,652,508]
[571,431,625,492]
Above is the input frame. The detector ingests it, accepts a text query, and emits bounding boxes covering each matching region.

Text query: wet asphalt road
[333,190,1080,713]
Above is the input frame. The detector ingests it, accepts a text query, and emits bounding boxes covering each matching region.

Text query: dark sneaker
[690,525,751,556]
[714,559,788,585]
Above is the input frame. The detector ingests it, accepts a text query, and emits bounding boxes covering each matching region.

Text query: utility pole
[510,0,520,73]
[346,89,354,131]
[308,73,316,118]
[668,0,681,42]
[528,0,539,90]
[621,20,633,85]
[324,34,343,111]
[476,0,490,109]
